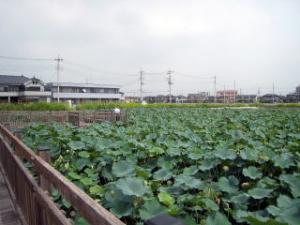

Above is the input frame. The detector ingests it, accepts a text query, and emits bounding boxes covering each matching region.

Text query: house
[0,75,123,103]
[187,92,209,103]
[46,82,122,103]
[285,85,300,103]
[259,94,285,103]
[236,95,257,103]
[216,90,238,103]
[0,75,51,103]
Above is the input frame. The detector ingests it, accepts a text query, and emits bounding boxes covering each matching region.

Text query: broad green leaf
[158,192,175,207]
[153,168,172,180]
[280,174,300,197]
[112,160,135,177]
[203,198,219,211]
[206,211,231,225]
[217,176,239,193]
[247,187,272,199]
[89,185,104,197]
[78,151,90,158]
[80,177,94,186]
[68,141,85,150]
[214,149,237,160]
[115,177,148,197]
[273,153,295,169]
[243,166,262,180]
[68,172,81,180]
[139,198,166,220]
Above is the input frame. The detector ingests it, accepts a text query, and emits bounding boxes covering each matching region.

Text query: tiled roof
[0,75,30,85]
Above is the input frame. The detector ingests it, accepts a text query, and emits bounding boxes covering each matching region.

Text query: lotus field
[22,108,300,225]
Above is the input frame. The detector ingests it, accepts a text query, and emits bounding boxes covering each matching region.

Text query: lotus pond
[22,108,300,225]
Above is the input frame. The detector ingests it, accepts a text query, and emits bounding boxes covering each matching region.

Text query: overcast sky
[0,0,299,96]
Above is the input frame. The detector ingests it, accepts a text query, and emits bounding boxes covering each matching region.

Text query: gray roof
[47,82,121,88]
[0,75,30,85]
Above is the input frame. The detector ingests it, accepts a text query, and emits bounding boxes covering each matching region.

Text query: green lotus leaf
[89,185,104,197]
[139,198,166,220]
[198,158,220,171]
[68,172,81,180]
[203,198,219,211]
[80,177,94,186]
[217,176,239,193]
[277,199,300,225]
[74,216,89,225]
[240,148,259,161]
[115,177,149,197]
[214,149,237,160]
[158,192,175,207]
[68,141,85,150]
[149,147,165,156]
[112,160,135,177]
[153,168,172,180]
[273,153,295,169]
[175,174,203,189]
[247,187,272,199]
[243,166,262,180]
[206,211,231,225]
[78,151,90,158]
[280,174,300,198]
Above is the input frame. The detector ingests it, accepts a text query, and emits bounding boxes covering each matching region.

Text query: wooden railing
[0,124,125,225]
[0,110,126,129]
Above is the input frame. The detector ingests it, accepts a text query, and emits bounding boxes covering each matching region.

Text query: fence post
[144,214,185,225]
[13,128,22,139]
[38,146,51,193]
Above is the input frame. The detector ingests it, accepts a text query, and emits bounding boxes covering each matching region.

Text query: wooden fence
[0,110,126,129]
[0,124,125,225]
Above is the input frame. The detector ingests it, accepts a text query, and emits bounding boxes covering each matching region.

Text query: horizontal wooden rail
[0,124,125,225]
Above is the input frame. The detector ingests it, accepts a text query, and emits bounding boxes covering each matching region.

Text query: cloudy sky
[0,0,299,96]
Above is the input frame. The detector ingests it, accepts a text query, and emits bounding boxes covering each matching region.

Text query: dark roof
[0,75,30,85]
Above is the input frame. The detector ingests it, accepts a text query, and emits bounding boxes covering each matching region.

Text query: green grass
[0,102,70,111]
[0,102,299,111]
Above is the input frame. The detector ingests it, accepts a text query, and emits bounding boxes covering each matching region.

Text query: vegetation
[0,102,69,111]
[22,108,300,225]
[0,102,300,111]
[77,102,300,110]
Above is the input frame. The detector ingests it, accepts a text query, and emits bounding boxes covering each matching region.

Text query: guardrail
[0,124,125,225]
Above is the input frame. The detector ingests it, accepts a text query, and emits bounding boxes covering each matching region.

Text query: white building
[0,75,122,103]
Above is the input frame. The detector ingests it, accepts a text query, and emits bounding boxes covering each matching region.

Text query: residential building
[0,75,122,103]
[0,75,51,103]
[285,85,300,103]
[46,82,122,103]
[187,92,209,103]
[216,90,238,103]
[236,95,257,103]
[259,94,285,103]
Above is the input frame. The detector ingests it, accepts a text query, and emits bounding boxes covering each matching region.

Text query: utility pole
[240,88,243,103]
[54,56,63,103]
[233,80,236,103]
[257,88,261,103]
[167,70,173,103]
[213,75,217,103]
[139,70,144,103]
[223,85,226,104]
[272,83,275,103]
